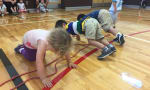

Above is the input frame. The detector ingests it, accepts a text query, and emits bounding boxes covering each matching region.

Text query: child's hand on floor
[68,62,77,68]
[76,35,81,41]
[42,78,52,88]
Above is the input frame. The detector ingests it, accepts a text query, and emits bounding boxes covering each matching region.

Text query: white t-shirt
[0,4,6,12]
[17,3,25,10]
[109,0,123,12]
[23,29,50,49]
[39,3,46,9]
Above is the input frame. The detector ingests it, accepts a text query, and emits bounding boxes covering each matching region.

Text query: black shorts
[3,2,12,13]
[11,3,17,8]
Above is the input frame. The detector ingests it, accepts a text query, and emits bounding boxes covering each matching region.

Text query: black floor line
[0,48,28,90]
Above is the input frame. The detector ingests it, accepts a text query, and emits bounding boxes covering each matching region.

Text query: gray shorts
[83,18,104,40]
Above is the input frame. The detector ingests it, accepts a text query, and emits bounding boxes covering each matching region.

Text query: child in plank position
[55,18,116,60]
[14,28,77,87]
[77,9,125,45]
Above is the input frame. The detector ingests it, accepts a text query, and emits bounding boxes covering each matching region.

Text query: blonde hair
[47,28,72,56]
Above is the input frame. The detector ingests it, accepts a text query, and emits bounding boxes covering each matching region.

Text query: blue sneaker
[98,47,113,60]
[107,44,116,53]
[14,45,23,54]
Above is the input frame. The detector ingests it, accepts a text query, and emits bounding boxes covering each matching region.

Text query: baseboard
[123,5,150,10]
[27,8,53,13]
[92,3,111,8]
[65,6,91,11]
[47,4,59,9]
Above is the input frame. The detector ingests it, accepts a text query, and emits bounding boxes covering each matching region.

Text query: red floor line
[128,30,150,36]
[42,29,150,90]
[43,48,98,90]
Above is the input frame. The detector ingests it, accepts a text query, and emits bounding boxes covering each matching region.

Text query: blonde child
[14,28,77,87]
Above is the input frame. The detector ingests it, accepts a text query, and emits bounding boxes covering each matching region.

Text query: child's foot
[97,47,113,60]
[110,46,116,53]
[14,45,24,54]
[107,44,116,53]
[21,16,25,19]
[113,34,125,45]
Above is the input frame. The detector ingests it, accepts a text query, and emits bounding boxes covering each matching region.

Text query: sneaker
[113,34,125,45]
[119,34,125,45]
[14,45,24,54]
[110,46,116,53]
[97,47,113,60]
[107,44,116,53]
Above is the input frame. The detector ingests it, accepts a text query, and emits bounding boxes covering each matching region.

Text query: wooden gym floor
[0,7,150,90]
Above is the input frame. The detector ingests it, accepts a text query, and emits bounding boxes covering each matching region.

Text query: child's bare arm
[65,53,77,68]
[36,40,52,87]
[37,4,40,8]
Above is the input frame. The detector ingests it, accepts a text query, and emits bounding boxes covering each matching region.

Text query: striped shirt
[66,21,85,35]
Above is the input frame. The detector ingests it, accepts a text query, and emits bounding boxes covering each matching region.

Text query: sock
[19,48,24,53]
[116,32,122,37]
[107,44,114,48]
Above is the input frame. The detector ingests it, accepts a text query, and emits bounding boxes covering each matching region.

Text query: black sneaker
[119,34,125,45]
[97,48,113,60]
[113,34,125,45]
[14,45,23,54]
